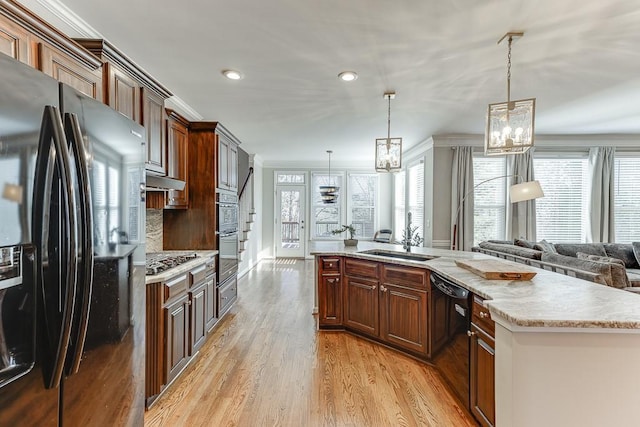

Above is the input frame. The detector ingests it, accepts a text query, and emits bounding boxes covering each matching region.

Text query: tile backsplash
[146,209,163,253]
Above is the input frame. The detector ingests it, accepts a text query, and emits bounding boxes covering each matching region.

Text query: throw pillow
[478,242,543,260]
[633,242,640,268]
[603,243,639,269]
[575,253,631,289]
[534,239,557,253]
[515,238,536,249]
[554,243,607,258]
[541,252,614,287]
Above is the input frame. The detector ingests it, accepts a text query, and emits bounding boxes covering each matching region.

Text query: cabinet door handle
[372,285,377,291]
[467,330,476,337]
[479,311,489,319]
[380,285,387,292]
[328,263,333,268]
[335,278,339,282]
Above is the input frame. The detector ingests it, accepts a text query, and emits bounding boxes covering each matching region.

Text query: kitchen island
[310,241,640,427]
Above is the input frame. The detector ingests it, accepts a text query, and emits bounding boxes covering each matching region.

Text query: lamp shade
[509,180,544,203]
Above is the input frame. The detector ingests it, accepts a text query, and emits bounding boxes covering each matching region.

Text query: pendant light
[319,150,339,204]
[485,32,536,156]
[375,91,402,172]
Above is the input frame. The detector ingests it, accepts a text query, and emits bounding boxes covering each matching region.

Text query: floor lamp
[451,175,544,250]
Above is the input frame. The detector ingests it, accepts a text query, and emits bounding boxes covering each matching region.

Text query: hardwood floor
[145,259,476,427]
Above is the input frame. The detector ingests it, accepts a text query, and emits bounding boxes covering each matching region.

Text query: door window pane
[280,190,301,248]
[277,173,305,184]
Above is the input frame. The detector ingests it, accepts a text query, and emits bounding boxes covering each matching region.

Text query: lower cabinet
[164,293,190,384]
[146,255,223,407]
[317,256,430,359]
[380,283,428,356]
[470,295,496,427]
[218,276,238,317]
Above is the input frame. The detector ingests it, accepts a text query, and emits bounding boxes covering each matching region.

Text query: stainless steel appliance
[145,252,198,276]
[0,53,146,425]
[430,272,471,408]
[216,191,238,284]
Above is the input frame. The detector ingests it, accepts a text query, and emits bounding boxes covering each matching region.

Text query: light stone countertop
[145,250,218,284]
[309,241,640,330]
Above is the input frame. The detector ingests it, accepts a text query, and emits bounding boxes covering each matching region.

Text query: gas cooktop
[145,252,198,276]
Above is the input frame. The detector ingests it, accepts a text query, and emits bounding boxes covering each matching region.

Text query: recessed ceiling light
[222,69,243,80]
[338,71,358,82]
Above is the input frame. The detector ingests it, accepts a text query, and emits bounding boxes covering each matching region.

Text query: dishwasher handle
[430,273,469,300]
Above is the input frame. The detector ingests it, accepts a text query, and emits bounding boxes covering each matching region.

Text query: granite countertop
[309,241,640,331]
[94,244,137,260]
[145,250,218,284]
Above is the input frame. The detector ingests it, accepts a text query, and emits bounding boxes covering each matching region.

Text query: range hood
[145,174,186,191]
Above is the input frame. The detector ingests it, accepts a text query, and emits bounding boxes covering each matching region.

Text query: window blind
[349,174,377,239]
[311,172,343,239]
[394,170,405,242]
[534,157,588,243]
[408,163,424,243]
[473,156,506,246]
[614,156,640,243]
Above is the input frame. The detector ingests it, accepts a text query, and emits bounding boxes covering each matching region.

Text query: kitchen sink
[358,249,437,262]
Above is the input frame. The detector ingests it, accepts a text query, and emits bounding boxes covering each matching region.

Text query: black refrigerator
[0,53,146,425]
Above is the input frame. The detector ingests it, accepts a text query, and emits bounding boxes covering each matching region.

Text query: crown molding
[34,0,101,37]
[164,96,203,121]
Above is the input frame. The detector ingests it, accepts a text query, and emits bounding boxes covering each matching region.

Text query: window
[348,174,378,239]
[277,172,305,184]
[408,162,424,241]
[311,172,343,239]
[534,156,588,243]
[393,170,405,242]
[614,155,640,243]
[92,159,120,246]
[473,156,507,246]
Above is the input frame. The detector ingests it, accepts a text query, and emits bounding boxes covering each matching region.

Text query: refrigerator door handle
[32,106,79,389]
[63,113,94,375]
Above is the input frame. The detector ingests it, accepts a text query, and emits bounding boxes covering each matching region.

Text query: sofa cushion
[487,239,515,245]
[576,253,630,288]
[515,238,536,249]
[534,239,557,253]
[478,242,543,260]
[554,243,606,258]
[633,242,640,267]
[627,269,640,287]
[603,243,640,269]
[542,253,615,288]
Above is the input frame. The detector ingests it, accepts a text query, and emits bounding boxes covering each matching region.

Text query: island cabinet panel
[317,256,343,327]
[344,257,378,278]
[344,276,379,336]
[165,110,189,209]
[38,43,102,100]
[382,264,428,290]
[470,294,495,427]
[380,283,429,356]
[0,14,32,64]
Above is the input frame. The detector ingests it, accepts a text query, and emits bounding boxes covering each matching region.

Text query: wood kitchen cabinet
[217,129,240,192]
[318,256,342,327]
[39,43,102,99]
[470,294,495,427]
[163,275,190,385]
[165,109,189,209]
[75,39,172,176]
[189,281,206,355]
[343,258,379,336]
[0,12,32,64]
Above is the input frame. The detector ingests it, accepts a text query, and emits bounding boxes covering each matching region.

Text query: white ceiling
[19,0,640,165]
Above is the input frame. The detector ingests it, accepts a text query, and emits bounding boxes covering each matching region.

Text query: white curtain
[451,147,474,251]
[506,148,537,240]
[587,146,615,243]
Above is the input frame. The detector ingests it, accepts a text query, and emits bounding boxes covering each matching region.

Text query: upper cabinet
[165,109,189,209]
[75,39,172,176]
[216,125,240,193]
[0,1,103,99]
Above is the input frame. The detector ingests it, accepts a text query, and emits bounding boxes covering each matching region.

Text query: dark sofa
[473,240,640,293]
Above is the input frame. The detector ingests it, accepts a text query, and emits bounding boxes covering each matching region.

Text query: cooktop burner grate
[145,252,198,276]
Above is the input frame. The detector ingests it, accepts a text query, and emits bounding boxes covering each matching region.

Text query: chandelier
[319,150,339,204]
[375,91,402,172]
[485,32,536,156]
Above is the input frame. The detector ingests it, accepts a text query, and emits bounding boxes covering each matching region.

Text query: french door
[276,185,306,258]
